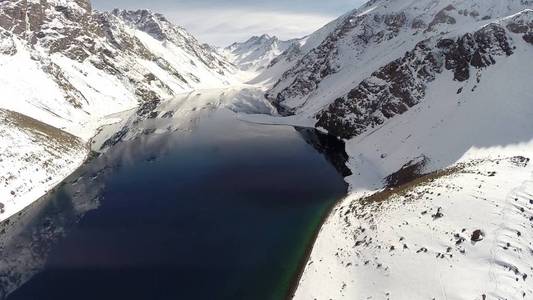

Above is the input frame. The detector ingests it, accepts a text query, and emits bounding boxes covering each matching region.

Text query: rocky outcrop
[0,29,16,55]
[506,9,533,45]
[427,5,457,32]
[316,22,519,139]
[438,24,513,82]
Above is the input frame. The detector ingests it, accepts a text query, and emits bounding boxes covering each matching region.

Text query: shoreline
[0,111,127,226]
[284,192,348,300]
[0,144,90,228]
[2,102,348,300]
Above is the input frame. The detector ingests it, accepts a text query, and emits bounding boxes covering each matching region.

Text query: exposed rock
[471,229,485,242]
[316,23,515,139]
[427,5,457,32]
[385,156,428,188]
[267,10,407,113]
[0,30,16,55]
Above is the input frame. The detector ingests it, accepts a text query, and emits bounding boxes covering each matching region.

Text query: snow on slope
[342,30,533,189]
[265,0,532,119]
[296,156,533,300]
[290,2,533,299]
[223,34,299,76]
[0,0,242,222]
[0,109,87,223]
[0,0,239,139]
[251,11,356,87]
[0,34,137,140]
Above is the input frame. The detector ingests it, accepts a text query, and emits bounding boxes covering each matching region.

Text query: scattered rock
[432,207,444,220]
[471,229,484,242]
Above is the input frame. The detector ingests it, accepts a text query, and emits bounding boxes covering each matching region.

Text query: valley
[1,0,532,299]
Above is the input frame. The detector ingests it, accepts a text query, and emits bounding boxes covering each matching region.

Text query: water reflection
[0,88,348,300]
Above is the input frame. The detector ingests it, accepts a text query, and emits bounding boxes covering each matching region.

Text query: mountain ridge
[222,33,301,76]
[0,0,239,139]
[263,0,532,118]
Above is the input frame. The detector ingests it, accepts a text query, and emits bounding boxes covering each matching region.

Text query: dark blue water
[5,109,347,300]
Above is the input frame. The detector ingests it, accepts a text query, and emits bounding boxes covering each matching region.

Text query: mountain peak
[111,8,173,41]
[237,34,278,46]
[111,8,168,23]
[224,34,299,73]
[256,33,273,40]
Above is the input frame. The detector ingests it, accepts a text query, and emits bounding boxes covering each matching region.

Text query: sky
[92,0,366,46]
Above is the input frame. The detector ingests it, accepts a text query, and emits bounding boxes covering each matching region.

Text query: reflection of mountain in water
[96,88,275,152]
[0,161,110,299]
[0,88,277,298]
[0,88,350,299]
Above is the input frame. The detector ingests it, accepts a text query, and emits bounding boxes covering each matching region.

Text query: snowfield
[0,109,87,223]
[295,155,533,300]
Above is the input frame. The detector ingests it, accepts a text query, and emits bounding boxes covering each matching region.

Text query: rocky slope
[0,0,238,139]
[264,0,532,118]
[316,10,532,139]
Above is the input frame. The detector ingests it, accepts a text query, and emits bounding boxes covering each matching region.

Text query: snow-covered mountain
[222,34,300,75]
[0,0,238,139]
[0,0,240,222]
[264,0,532,118]
[252,0,533,299]
[0,0,532,297]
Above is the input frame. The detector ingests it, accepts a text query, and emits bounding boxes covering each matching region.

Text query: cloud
[165,7,336,46]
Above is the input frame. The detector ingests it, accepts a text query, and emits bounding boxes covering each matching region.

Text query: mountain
[264,0,532,117]
[252,13,355,87]
[1,0,532,297]
[255,0,533,299]
[0,0,238,139]
[222,34,300,75]
[259,0,533,179]
[0,0,239,222]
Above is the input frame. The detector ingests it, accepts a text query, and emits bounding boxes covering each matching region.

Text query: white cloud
[165,8,336,46]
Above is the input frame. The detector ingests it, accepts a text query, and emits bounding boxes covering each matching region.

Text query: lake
[0,89,348,300]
